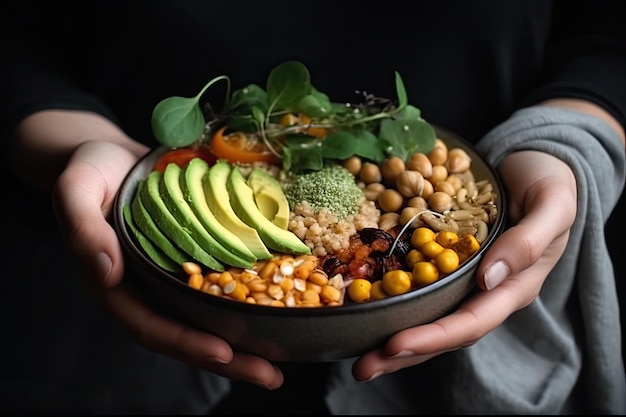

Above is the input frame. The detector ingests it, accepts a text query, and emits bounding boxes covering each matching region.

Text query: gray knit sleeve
[325,106,626,414]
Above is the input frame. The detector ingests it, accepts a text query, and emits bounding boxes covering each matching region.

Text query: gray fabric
[324,106,626,414]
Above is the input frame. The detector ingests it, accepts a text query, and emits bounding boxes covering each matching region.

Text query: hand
[50,139,284,390]
[351,150,577,381]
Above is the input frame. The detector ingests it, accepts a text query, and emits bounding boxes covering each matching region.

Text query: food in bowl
[113,61,506,361]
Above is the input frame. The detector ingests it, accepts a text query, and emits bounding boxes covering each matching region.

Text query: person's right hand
[14,110,284,390]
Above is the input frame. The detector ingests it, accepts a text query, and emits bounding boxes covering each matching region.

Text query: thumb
[476,151,577,291]
[52,141,141,288]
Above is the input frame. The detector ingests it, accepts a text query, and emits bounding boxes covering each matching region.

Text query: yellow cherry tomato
[348,278,372,303]
[411,227,436,249]
[382,270,412,296]
[412,261,440,286]
[435,248,460,274]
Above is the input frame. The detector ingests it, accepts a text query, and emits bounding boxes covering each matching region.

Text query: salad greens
[151,60,436,173]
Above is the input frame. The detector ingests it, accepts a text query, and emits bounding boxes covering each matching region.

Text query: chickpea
[412,261,440,286]
[421,179,434,200]
[347,278,372,303]
[359,162,382,184]
[382,270,412,296]
[381,156,406,184]
[435,248,460,274]
[399,206,423,227]
[411,227,436,249]
[434,138,448,152]
[407,152,433,178]
[428,191,453,213]
[370,280,388,300]
[435,180,456,196]
[427,165,448,184]
[395,170,424,198]
[377,189,404,213]
[436,230,459,248]
[406,249,426,269]
[406,196,428,211]
[421,240,445,259]
[428,145,448,166]
[378,212,400,231]
[363,182,386,201]
[446,173,464,192]
[446,148,472,173]
[342,156,362,176]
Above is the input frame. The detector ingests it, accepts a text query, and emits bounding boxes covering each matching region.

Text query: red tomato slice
[153,145,217,172]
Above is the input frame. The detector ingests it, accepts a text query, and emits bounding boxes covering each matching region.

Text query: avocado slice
[140,170,225,271]
[247,168,290,230]
[227,166,311,255]
[180,158,257,264]
[160,163,255,269]
[123,203,180,273]
[129,180,189,267]
[204,161,273,260]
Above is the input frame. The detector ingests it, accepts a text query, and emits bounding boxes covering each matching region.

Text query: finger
[52,142,140,287]
[101,283,284,389]
[477,179,575,291]
[352,258,561,381]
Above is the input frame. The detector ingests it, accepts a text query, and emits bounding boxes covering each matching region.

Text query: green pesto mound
[284,165,364,220]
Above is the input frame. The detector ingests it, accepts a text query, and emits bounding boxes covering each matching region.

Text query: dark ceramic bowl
[113,127,506,362]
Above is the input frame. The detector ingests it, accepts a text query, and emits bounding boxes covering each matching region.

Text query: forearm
[9,109,148,192]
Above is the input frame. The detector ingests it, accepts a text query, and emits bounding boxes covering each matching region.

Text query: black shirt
[1,0,625,149]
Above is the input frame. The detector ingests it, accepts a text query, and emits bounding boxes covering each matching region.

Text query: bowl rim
[113,124,507,317]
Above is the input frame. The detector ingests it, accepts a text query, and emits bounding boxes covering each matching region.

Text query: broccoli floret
[284,165,364,219]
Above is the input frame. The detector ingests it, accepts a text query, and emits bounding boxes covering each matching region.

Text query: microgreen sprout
[150,61,437,173]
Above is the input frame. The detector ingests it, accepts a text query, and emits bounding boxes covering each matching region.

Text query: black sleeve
[0,1,118,150]
[519,0,626,126]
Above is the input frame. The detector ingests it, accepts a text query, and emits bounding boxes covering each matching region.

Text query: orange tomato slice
[210,126,280,165]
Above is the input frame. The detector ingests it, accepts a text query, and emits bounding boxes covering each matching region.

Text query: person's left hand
[351,149,577,381]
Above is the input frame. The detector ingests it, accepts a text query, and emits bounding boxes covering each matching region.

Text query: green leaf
[397,104,421,121]
[266,61,311,111]
[151,96,206,147]
[319,129,384,163]
[351,129,386,163]
[379,118,436,161]
[284,136,323,173]
[227,83,268,114]
[320,131,357,160]
[224,114,257,133]
[296,93,333,119]
[251,106,265,124]
[395,72,408,110]
[281,146,293,172]
[151,75,228,147]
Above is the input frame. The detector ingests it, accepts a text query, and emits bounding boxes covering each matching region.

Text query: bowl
[113,126,506,362]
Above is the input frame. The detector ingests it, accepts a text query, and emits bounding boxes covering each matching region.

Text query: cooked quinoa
[289,198,380,256]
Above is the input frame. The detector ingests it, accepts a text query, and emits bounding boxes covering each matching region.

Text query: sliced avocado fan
[140,170,225,272]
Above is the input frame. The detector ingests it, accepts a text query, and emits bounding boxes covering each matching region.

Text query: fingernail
[484,261,510,290]
[364,371,384,382]
[96,252,112,285]
[207,356,229,364]
[389,350,413,358]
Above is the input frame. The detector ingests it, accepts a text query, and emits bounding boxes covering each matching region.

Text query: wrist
[10,109,147,191]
